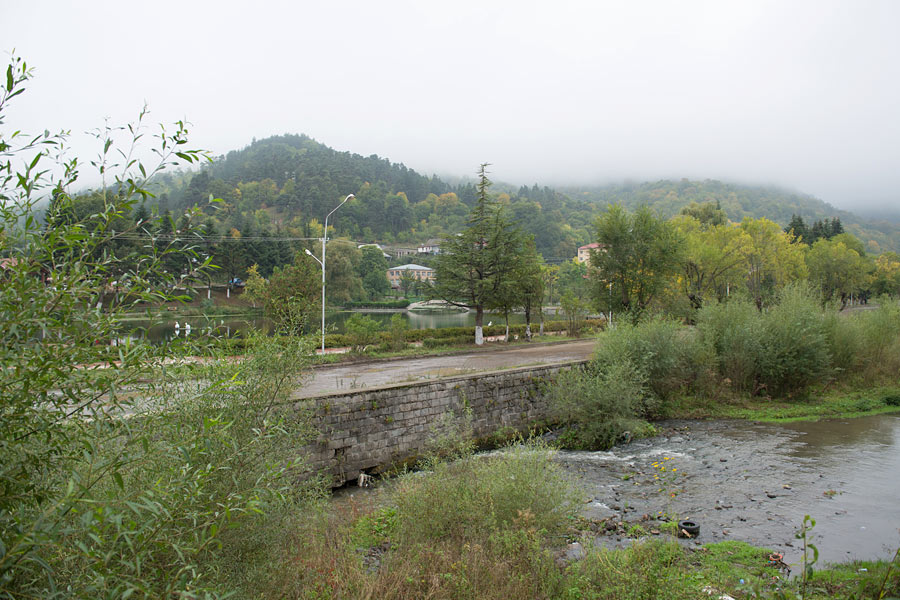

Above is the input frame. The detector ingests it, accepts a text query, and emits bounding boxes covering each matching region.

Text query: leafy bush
[593,316,713,406]
[823,310,867,375]
[698,286,835,396]
[344,313,382,353]
[853,299,900,378]
[758,284,831,395]
[0,59,323,598]
[697,298,766,392]
[343,300,410,309]
[323,333,351,348]
[386,313,408,351]
[548,361,648,449]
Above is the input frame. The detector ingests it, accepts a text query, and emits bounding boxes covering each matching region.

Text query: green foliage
[394,443,578,544]
[0,57,322,598]
[757,285,831,396]
[357,245,390,300]
[680,200,727,227]
[386,313,409,351]
[567,540,697,600]
[560,291,589,337]
[591,204,684,319]
[550,316,712,449]
[696,298,766,391]
[696,286,831,396]
[806,237,871,304]
[324,240,365,304]
[556,259,590,300]
[565,179,899,253]
[245,251,320,332]
[823,299,900,379]
[432,165,531,344]
[344,313,382,353]
[344,299,410,309]
[593,317,714,406]
[548,362,648,450]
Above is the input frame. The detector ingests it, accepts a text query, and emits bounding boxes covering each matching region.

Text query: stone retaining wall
[292,360,588,485]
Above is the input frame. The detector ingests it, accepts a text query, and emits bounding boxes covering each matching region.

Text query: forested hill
[155,134,596,264]
[561,180,900,254]
[153,135,899,266]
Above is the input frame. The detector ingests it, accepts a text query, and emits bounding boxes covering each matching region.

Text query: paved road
[295,339,597,398]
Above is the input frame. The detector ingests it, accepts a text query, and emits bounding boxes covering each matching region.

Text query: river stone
[563,541,585,562]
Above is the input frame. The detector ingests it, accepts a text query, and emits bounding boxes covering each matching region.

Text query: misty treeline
[584,202,900,322]
[562,179,900,254]
[150,134,594,268]
[51,134,899,308]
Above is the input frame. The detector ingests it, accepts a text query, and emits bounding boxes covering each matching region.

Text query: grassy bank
[219,442,898,600]
[670,383,900,422]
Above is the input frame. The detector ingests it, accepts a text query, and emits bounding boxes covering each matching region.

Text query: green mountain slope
[560,180,900,253]
[154,136,899,266]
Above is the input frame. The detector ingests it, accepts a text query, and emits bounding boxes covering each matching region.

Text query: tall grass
[251,442,579,600]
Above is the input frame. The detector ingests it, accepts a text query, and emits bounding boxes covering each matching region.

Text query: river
[559,413,900,565]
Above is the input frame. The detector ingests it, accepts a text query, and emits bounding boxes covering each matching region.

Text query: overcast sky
[2,1,899,211]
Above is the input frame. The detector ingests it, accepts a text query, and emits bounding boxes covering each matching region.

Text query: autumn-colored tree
[806,237,871,306]
[739,217,807,309]
[672,215,752,309]
[872,252,900,297]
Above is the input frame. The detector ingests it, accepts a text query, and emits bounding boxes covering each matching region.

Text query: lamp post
[306,193,355,354]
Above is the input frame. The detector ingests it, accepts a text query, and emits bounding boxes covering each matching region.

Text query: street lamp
[306,193,355,354]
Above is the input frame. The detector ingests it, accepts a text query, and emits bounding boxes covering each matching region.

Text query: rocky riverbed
[558,415,900,565]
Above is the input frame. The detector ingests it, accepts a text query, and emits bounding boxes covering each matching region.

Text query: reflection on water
[784,415,899,457]
[559,414,900,564]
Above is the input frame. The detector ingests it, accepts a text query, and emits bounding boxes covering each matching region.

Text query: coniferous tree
[432,165,524,345]
[785,214,809,242]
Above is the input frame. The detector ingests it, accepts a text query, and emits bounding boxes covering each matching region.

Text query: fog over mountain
[2,1,898,213]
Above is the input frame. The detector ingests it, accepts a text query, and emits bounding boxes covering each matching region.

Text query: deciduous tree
[590,204,683,319]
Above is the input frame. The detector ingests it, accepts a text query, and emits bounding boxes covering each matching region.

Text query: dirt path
[295,339,596,398]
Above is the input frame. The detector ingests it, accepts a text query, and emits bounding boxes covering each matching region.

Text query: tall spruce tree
[432,164,523,345]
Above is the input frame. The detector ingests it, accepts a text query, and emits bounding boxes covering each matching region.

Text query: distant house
[417,240,441,255]
[386,264,435,289]
[1,257,50,283]
[385,246,417,258]
[576,243,604,264]
[0,257,20,273]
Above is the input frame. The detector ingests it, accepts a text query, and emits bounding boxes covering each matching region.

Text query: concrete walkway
[296,338,597,398]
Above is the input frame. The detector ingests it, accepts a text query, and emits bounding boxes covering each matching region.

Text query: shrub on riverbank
[550,291,900,450]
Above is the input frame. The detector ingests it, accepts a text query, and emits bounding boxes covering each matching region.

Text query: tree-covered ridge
[145,135,899,284]
[151,135,595,277]
[561,179,900,254]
